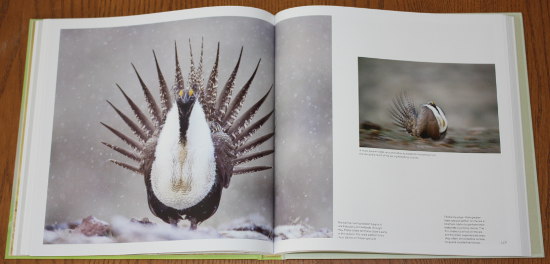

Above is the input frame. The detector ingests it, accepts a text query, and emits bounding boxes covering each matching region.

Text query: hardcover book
[6,5,543,260]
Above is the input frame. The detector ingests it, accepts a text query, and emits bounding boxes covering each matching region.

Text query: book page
[15,7,277,256]
[274,6,531,257]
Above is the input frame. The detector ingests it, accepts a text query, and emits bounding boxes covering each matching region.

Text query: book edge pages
[5,18,38,259]
[507,12,545,258]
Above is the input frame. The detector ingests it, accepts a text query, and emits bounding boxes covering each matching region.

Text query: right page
[274,6,533,257]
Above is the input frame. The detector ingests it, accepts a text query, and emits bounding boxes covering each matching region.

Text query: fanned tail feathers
[102,41,274,182]
[390,91,417,135]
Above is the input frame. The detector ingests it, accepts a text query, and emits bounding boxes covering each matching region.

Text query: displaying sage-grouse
[390,92,448,140]
[101,40,274,230]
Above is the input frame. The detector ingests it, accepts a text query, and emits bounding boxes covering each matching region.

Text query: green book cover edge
[4,18,36,260]
[508,12,544,258]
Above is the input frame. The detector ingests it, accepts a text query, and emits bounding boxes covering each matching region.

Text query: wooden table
[0,0,548,263]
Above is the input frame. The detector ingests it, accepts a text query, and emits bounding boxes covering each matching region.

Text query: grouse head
[177,85,198,144]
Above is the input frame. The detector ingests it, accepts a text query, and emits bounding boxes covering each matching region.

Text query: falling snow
[274,16,333,236]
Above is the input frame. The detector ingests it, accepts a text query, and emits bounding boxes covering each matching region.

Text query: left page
[11,6,276,256]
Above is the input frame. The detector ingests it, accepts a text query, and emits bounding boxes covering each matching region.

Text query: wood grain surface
[0,0,548,263]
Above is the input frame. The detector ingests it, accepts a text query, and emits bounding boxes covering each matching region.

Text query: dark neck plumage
[177,100,194,144]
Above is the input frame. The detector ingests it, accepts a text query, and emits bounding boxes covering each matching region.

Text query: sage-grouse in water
[390,91,448,140]
[101,40,274,230]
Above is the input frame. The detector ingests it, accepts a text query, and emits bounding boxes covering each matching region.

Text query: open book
[6,5,543,260]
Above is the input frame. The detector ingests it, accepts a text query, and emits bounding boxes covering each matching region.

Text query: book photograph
[44,16,275,244]
[358,57,501,153]
[274,15,333,240]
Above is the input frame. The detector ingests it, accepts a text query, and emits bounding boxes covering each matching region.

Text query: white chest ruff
[423,104,448,133]
[150,102,216,210]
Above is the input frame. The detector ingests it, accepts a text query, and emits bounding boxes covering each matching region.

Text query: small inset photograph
[358,57,500,153]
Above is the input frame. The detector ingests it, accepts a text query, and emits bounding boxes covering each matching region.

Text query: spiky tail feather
[102,41,274,181]
[390,91,417,135]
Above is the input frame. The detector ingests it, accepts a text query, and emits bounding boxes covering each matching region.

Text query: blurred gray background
[46,16,275,228]
[359,58,499,129]
[275,16,333,231]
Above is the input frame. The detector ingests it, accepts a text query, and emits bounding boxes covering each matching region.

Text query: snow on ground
[111,216,221,242]
[274,223,332,240]
[44,229,115,244]
[219,230,270,240]
[218,213,273,239]
[44,215,273,244]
